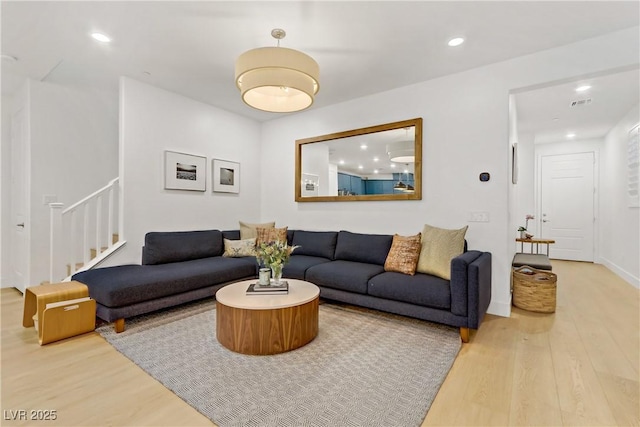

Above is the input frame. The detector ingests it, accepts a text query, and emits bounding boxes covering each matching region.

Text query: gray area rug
[97,299,461,427]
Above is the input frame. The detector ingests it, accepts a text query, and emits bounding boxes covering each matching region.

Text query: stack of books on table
[246,281,289,295]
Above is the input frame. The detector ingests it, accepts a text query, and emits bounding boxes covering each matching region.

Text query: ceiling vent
[570,98,592,107]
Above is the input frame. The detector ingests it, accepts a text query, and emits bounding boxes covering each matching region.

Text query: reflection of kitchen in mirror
[296,118,422,202]
[332,127,415,196]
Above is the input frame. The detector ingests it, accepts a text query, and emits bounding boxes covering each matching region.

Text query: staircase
[49,178,126,282]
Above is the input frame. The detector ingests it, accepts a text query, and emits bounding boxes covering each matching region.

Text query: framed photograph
[302,173,319,197]
[164,150,206,191]
[212,159,240,193]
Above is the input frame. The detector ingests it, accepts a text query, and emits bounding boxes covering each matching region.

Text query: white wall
[105,77,262,266]
[600,104,640,287]
[29,80,119,284]
[1,80,118,287]
[259,27,640,317]
[0,96,11,287]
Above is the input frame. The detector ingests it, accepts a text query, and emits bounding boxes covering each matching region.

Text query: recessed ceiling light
[390,163,396,168]
[374,169,379,174]
[448,37,465,47]
[358,165,363,169]
[91,32,111,43]
[575,85,591,92]
[339,160,345,165]
[373,157,379,162]
[360,144,367,150]
[566,133,576,138]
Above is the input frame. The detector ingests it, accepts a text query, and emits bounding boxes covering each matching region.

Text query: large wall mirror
[295,118,422,202]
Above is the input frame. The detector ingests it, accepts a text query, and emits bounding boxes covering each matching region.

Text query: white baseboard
[599,257,640,289]
[487,299,511,318]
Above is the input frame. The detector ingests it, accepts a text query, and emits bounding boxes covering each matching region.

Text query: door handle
[16,223,24,227]
[542,219,550,223]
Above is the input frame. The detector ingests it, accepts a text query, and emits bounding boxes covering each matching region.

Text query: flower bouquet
[255,241,299,284]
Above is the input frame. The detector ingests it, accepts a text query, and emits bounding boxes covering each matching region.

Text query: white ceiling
[515,68,640,144]
[2,1,639,125]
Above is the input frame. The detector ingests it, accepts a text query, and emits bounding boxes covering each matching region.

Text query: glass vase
[270,264,283,285]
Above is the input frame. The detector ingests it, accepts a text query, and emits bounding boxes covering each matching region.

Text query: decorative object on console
[239,221,275,239]
[384,233,422,275]
[255,240,298,285]
[222,238,256,257]
[235,28,319,113]
[416,224,468,280]
[212,159,240,193]
[517,214,535,239]
[164,150,206,192]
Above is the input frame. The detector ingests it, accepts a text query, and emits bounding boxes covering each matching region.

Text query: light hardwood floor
[1,260,638,426]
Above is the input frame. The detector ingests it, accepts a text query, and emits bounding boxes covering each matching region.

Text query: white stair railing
[49,177,123,282]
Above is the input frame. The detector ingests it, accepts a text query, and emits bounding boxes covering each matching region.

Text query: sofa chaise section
[73,229,256,332]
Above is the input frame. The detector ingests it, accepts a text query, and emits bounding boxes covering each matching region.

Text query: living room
[1,2,639,426]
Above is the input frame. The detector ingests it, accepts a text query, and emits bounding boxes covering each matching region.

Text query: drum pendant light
[235,29,320,113]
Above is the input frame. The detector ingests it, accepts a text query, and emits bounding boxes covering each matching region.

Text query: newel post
[49,203,65,283]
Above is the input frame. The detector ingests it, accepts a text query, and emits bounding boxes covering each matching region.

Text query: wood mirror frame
[295,118,422,202]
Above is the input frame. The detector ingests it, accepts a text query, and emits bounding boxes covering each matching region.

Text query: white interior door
[11,107,29,292]
[540,152,595,261]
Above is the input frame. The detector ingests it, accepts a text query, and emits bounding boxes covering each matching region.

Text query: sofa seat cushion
[283,255,331,280]
[368,272,451,310]
[306,260,385,294]
[73,257,256,308]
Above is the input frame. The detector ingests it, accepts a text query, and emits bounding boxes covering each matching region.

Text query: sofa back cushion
[334,231,393,266]
[142,230,223,265]
[291,230,338,260]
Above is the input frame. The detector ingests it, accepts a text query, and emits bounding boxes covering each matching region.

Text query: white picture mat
[164,150,206,191]
[213,159,240,193]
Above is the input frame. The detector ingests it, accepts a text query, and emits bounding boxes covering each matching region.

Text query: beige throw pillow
[222,238,256,257]
[384,233,422,275]
[239,221,275,239]
[416,224,468,280]
[256,226,288,246]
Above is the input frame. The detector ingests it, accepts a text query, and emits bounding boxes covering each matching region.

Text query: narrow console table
[515,238,555,256]
[513,238,556,271]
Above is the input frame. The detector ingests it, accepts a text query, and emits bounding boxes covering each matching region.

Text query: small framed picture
[302,173,319,197]
[164,150,206,191]
[212,159,240,193]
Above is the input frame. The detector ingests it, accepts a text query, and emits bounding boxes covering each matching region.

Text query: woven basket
[512,265,557,313]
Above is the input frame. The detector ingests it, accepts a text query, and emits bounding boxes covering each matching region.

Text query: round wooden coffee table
[215,279,319,355]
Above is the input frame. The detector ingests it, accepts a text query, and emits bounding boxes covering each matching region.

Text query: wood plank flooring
[1,260,638,426]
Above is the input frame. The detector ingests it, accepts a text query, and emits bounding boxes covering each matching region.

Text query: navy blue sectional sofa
[73,228,492,342]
